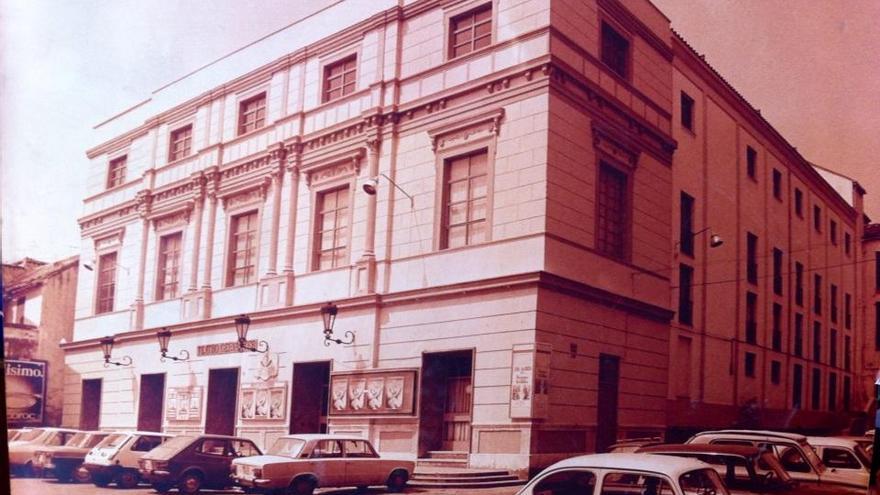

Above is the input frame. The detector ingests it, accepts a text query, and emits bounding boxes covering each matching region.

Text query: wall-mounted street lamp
[99,336,132,367]
[234,314,269,354]
[156,328,190,362]
[676,226,724,252]
[321,302,355,346]
[362,173,414,208]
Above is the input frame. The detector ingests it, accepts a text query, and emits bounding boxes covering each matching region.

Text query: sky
[1,0,878,264]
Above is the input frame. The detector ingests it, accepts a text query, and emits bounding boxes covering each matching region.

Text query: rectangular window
[772,169,782,199]
[771,360,781,385]
[845,293,852,329]
[596,163,628,259]
[96,252,117,314]
[795,262,804,306]
[828,372,837,411]
[792,364,803,408]
[813,274,822,315]
[678,264,693,325]
[238,93,266,135]
[449,4,492,59]
[744,352,756,378]
[830,284,838,323]
[442,150,488,250]
[601,21,629,79]
[323,55,357,103]
[314,187,350,270]
[772,248,783,295]
[772,303,782,352]
[679,191,694,256]
[746,232,758,284]
[106,155,127,189]
[811,369,821,410]
[745,292,757,344]
[813,205,822,232]
[843,376,851,410]
[156,232,182,300]
[844,232,851,256]
[13,297,25,324]
[168,125,192,162]
[844,335,851,371]
[794,313,804,357]
[794,188,803,217]
[227,211,258,286]
[830,220,838,245]
[680,91,694,131]
[813,322,821,363]
[746,146,757,179]
[829,329,838,368]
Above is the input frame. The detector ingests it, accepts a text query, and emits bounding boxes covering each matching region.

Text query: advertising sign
[6,359,47,425]
[509,343,551,419]
[328,369,417,416]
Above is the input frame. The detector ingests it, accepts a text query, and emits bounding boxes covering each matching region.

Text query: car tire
[56,468,74,483]
[289,477,316,495]
[73,464,92,484]
[92,473,111,487]
[179,471,203,494]
[117,468,140,489]
[386,470,408,493]
[152,482,173,494]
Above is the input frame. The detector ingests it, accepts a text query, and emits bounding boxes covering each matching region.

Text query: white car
[231,434,415,495]
[807,436,869,488]
[83,431,172,488]
[516,453,729,495]
[9,427,80,476]
[687,429,862,491]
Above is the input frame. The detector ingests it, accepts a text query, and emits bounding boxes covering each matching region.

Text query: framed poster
[510,343,551,419]
[240,384,287,420]
[165,386,203,422]
[329,369,417,416]
[5,359,47,425]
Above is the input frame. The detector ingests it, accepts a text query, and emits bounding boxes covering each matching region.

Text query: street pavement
[9,478,523,495]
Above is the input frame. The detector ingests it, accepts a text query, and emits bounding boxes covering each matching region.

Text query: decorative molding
[428,108,504,152]
[222,186,267,211]
[301,148,364,187]
[591,122,641,168]
[79,201,139,233]
[93,228,125,252]
[152,208,192,231]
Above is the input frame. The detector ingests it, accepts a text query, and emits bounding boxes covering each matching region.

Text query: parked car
[231,434,415,495]
[806,436,869,488]
[83,430,172,488]
[607,436,664,453]
[8,428,26,441]
[33,430,109,482]
[516,453,729,495]
[138,434,261,494]
[687,429,862,491]
[8,427,80,476]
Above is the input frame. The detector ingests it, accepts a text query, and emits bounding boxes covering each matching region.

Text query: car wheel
[386,470,408,493]
[152,482,173,494]
[179,472,203,494]
[117,468,140,489]
[92,473,111,487]
[73,464,92,483]
[289,477,316,495]
[56,468,74,483]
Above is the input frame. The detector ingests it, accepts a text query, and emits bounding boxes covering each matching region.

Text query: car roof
[107,430,173,437]
[638,443,759,457]
[806,436,859,448]
[692,430,807,442]
[545,453,712,476]
[279,433,370,442]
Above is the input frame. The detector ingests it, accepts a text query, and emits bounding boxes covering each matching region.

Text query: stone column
[361,136,380,260]
[188,174,206,292]
[266,144,286,276]
[201,169,219,289]
[133,190,152,330]
[283,142,302,273]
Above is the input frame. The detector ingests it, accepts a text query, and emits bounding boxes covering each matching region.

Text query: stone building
[4,255,79,427]
[62,0,863,474]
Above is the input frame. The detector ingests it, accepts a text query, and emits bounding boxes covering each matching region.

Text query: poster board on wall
[328,369,417,416]
[240,384,287,421]
[509,343,551,419]
[6,359,47,425]
[165,386,203,422]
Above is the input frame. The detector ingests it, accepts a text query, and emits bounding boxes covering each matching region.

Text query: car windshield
[17,428,45,442]
[84,434,107,448]
[679,468,730,495]
[97,433,129,449]
[268,438,306,457]
[145,435,193,457]
[66,432,88,447]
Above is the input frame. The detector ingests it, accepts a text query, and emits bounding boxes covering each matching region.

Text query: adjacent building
[62,0,865,474]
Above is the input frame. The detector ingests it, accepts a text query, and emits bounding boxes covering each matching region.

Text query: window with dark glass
[449,4,492,59]
[794,313,804,357]
[313,187,350,270]
[600,22,629,79]
[845,293,852,329]
[323,55,357,103]
[746,232,758,284]
[813,274,822,315]
[596,163,628,259]
[794,188,803,217]
[772,303,782,352]
[795,262,804,306]
[828,372,837,411]
[744,352,756,378]
[830,220,838,245]
[843,376,851,410]
[792,364,803,408]
[96,252,117,314]
[829,284,838,323]
[168,125,192,162]
[745,292,757,344]
[238,93,266,135]
[227,211,258,286]
[813,205,821,232]
[679,264,693,325]
[771,360,781,385]
[844,335,851,371]
[107,155,127,189]
[813,322,821,363]
[680,91,694,131]
[746,146,757,179]
[844,232,851,256]
[772,169,782,199]
[441,150,488,250]
[680,191,694,256]
[772,248,783,295]
[811,368,821,410]
[156,232,182,300]
[829,329,838,368]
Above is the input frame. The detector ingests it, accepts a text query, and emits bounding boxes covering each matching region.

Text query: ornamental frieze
[152,208,191,231]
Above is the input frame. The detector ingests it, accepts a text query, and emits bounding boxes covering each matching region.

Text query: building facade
[62,0,864,475]
[4,256,80,427]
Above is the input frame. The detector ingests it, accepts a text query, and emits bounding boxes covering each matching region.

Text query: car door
[193,438,233,488]
[342,440,383,486]
[308,439,345,487]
